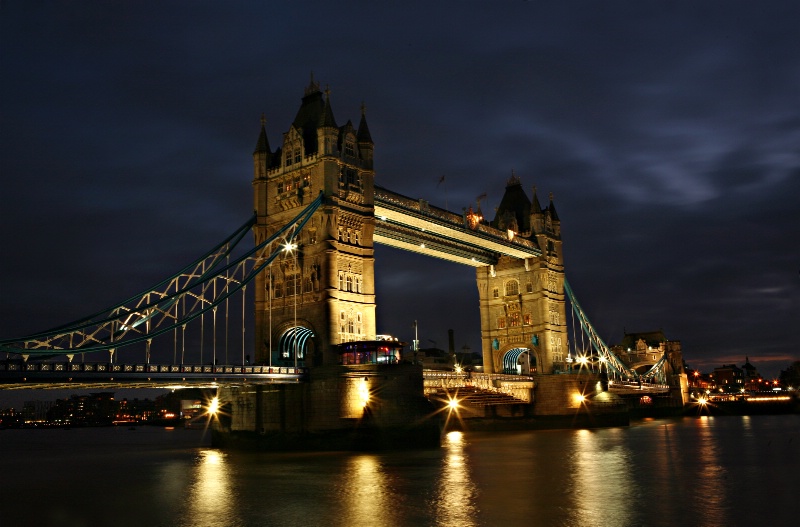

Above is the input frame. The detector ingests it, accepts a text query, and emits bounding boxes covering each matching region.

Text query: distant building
[712,364,744,392]
[611,330,686,377]
[47,392,117,426]
[741,356,765,391]
[22,400,53,424]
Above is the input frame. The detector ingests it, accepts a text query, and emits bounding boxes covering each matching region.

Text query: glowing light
[577,356,588,365]
[573,393,586,404]
[599,356,607,363]
[283,242,298,252]
[448,397,460,411]
[454,364,463,374]
[207,396,220,415]
[358,379,370,407]
[697,397,707,405]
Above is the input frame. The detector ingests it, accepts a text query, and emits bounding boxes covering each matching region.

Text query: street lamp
[284,241,299,369]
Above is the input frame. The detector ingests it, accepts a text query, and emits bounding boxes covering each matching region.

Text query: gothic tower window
[526,282,533,293]
[498,317,506,329]
[505,280,519,296]
[492,288,499,299]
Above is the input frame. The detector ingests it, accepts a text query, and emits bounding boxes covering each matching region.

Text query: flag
[437,175,445,186]
[476,192,487,202]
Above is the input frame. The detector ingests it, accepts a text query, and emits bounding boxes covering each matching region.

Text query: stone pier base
[212,364,442,451]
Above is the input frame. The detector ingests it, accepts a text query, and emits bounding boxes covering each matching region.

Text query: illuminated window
[524,313,532,325]
[509,312,520,327]
[498,317,506,329]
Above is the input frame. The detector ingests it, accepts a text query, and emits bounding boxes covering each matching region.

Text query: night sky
[2,2,799,406]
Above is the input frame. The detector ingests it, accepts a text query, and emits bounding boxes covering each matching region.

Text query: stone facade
[478,175,567,375]
[252,79,377,366]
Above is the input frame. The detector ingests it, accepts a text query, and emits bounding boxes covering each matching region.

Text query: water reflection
[690,417,728,526]
[435,431,478,527]
[182,449,238,527]
[337,455,398,527]
[568,428,634,527]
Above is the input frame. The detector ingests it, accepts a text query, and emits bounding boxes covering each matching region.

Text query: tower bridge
[1,80,687,446]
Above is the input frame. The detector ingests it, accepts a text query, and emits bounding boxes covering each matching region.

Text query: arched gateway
[252,80,567,373]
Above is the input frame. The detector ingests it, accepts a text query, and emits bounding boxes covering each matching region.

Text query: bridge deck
[0,362,306,390]
[374,186,542,266]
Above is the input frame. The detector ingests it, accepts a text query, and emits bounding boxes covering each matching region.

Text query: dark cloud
[2,1,799,407]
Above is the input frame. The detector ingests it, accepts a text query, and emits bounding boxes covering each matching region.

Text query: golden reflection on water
[568,428,634,527]
[338,455,398,527]
[183,449,237,527]
[435,431,478,527]
[691,417,728,526]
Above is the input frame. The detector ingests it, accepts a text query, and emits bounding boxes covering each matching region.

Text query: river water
[1,415,797,527]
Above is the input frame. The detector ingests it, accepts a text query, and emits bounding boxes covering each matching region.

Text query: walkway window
[492,288,499,298]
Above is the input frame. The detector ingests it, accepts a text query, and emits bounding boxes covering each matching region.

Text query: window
[498,317,506,329]
[345,140,355,157]
[509,312,520,327]
[526,282,533,293]
[492,288,499,299]
[286,274,300,296]
[294,149,301,164]
[524,313,532,325]
[345,275,353,292]
[338,271,345,290]
[505,280,519,296]
[285,150,293,167]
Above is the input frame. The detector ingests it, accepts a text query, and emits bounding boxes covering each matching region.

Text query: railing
[423,370,535,404]
[1,361,306,375]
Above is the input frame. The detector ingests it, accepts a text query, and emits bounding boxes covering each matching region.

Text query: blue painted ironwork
[0,192,324,359]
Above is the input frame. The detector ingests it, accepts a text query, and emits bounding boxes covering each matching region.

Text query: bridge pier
[212,364,442,450]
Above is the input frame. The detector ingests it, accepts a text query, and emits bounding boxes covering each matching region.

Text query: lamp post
[283,240,299,369]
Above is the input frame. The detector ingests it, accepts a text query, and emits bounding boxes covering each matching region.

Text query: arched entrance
[502,347,536,375]
[276,326,315,365]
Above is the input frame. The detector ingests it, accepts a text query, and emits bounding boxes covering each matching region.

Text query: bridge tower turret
[252,79,377,367]
[477,175,567,374]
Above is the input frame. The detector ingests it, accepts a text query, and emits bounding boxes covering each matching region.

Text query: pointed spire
[357,101,373,144]
[254,113,270,154]
[548,191,559,221]
[531,185,542,213]
[305,71,320,96]
[318,85,337,128]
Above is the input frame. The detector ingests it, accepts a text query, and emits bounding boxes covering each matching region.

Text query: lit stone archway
[502,347,536,375]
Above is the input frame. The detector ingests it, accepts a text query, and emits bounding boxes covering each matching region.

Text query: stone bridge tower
[251,79,376,367]
[477,174,567,374]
